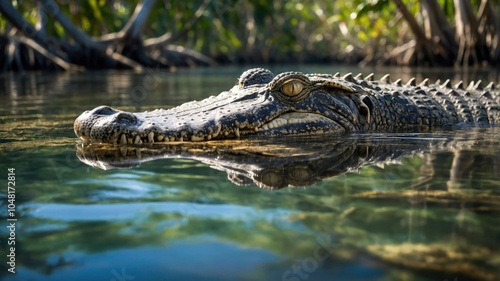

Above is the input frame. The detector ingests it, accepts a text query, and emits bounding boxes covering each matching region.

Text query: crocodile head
[74,68,372,144]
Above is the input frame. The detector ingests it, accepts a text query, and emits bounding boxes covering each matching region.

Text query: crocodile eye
[281,80,304,96]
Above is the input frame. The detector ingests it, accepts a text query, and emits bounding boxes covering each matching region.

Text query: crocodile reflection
[75,134,498,189]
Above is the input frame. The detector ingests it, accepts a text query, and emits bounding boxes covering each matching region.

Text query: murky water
[0,66,499,281]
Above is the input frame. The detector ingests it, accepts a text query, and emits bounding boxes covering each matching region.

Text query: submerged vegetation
[0,0,499,71]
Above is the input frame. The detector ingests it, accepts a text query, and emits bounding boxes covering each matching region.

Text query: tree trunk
[477,0,500,62]
[420,0,457,63]
[391,0,435,65]
[0,1,50,47]
[120,0,157,45]
[454,0,489,65]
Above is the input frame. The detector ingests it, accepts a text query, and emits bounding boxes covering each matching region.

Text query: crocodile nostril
[92,106,117,115]
[115,112,137,124]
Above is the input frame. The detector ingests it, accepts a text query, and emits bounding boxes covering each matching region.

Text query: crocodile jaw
[74,106,347,144]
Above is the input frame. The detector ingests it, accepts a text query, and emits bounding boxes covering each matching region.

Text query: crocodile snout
[74,105,140,143]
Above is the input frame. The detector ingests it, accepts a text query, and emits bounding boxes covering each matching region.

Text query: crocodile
[74,68,500,144]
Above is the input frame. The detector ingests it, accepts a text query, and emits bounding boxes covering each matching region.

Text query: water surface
[0,66,499,281]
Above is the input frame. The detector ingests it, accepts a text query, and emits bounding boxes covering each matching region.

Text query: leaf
[356,0,391,18]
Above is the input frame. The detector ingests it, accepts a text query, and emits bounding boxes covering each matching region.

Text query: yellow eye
[281,80,304,96]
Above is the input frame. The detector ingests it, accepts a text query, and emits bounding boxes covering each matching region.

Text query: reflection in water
[76,131,499,191]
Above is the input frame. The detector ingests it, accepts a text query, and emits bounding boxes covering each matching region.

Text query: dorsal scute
[441,79,452,88]
[485,82,496,90]
[406,78,416,86]
[474,80,483,90]
[454,81,464,90]
[342,73,354,82]
[467,80,483,90]
[380,74,391,83]
[419,78,429,87]
[364,73,375,81]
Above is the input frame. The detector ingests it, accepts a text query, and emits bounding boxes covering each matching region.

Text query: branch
[391,0,436,63]
[97,0,157,45]
[421,0,457,53]
[3,37,17,71]
[391,0,427,43]
[165,45,217,65]
[14,36,85,71]
[96,32,122,43]
[453,0,487,64]
[36,2,48,37]
[39,0,104,50]
[0,1,50,46]
[120,0,157,43]
[477,0,500,61]
[144,0,211,47]
[105,48,144,71]
[39,0,146,70]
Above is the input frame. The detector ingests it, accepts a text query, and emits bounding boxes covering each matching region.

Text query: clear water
[0,66,499,281]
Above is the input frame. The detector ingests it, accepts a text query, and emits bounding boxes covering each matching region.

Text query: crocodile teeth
[120,134,127,145]
[213,124,222,136]
[157,134,164,141]
[134,135,141,144]
[191,135,204,141]
[119,147,128,157]
[148,132,155,143]
[234,128,240,137]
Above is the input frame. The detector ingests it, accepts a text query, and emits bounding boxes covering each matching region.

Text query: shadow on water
[0,67,499,281]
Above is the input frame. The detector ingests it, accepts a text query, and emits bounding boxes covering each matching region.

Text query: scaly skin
[74,68,500,144]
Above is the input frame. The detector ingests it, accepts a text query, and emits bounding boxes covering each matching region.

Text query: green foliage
[2,0,500,64]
